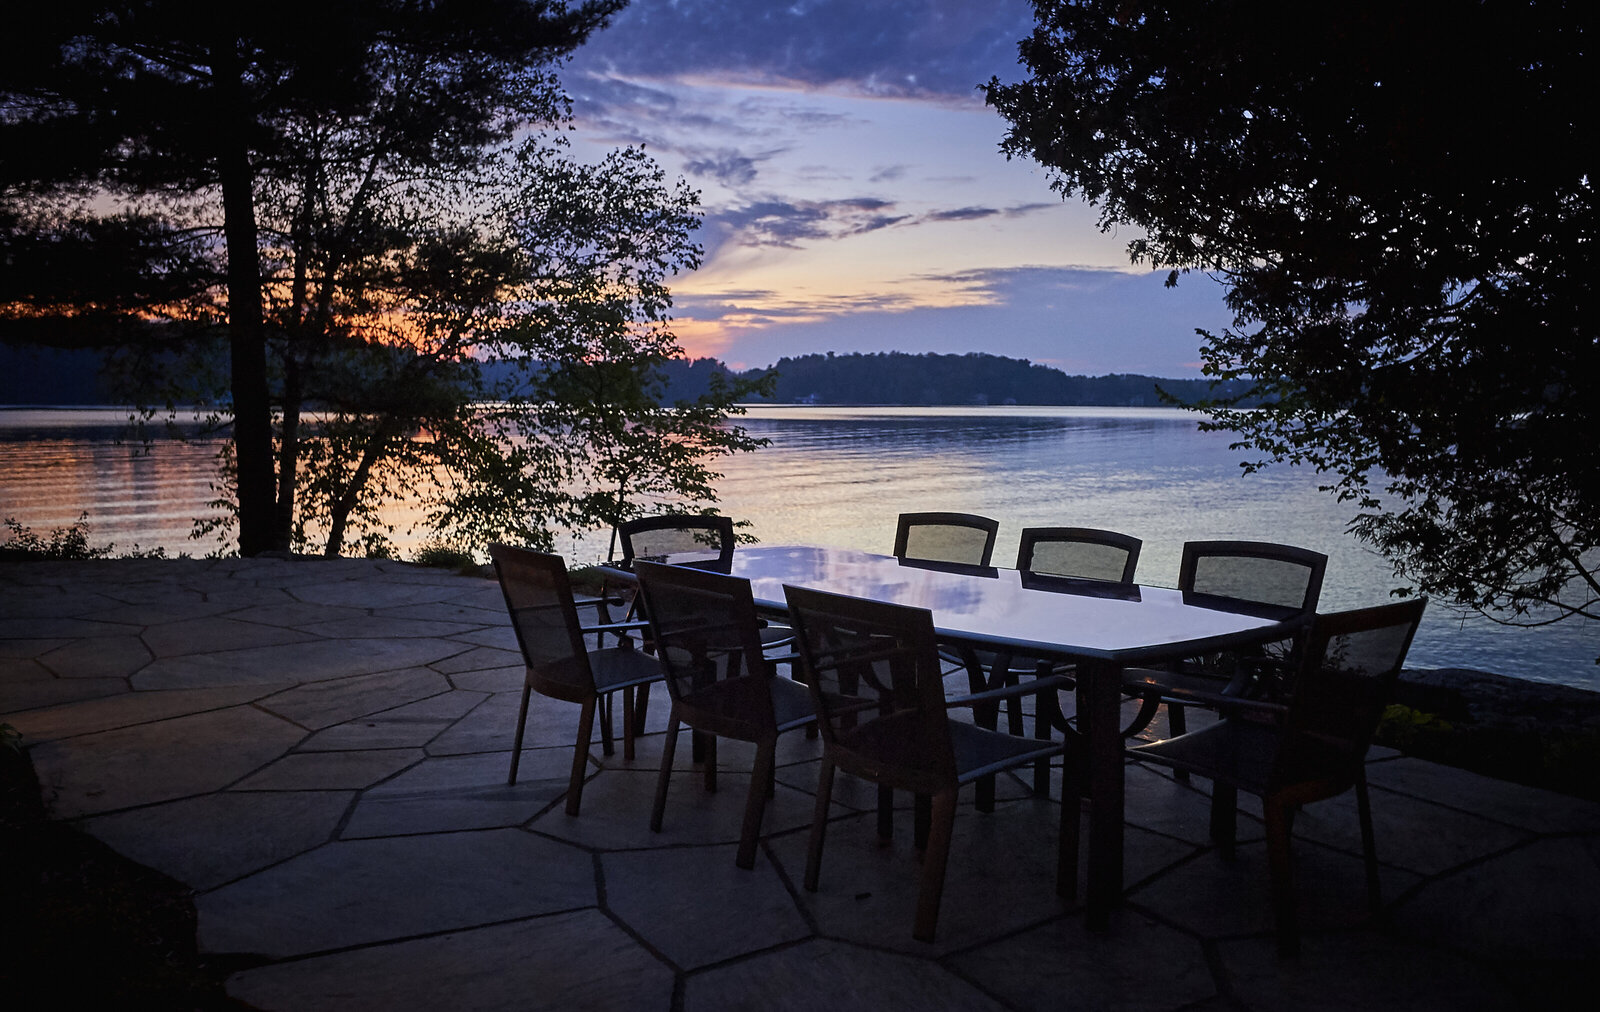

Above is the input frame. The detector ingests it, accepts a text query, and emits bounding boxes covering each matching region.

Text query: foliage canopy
[986,0,1597,641]
[3,2,771,560]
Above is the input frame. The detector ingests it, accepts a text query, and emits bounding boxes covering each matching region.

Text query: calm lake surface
[3,404,1595,689]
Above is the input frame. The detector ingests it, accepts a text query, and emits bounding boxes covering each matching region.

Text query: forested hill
[725,352,1252,407]
[1,344,1250,408]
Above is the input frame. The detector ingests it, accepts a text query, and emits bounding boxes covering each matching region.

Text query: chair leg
[566,696,598,816]
[621,686,636,762]
[1033,670,1055,797]
[634,682,651,738]
[1167,702,1189,782]
[651,714,681,833]
[737,739,776,870]
[1209,782,1238,859]
[912,789,958,942]
[1356,773,1382,912]
[703,733,718,793]
[507,682,534,785]
[804,758,837,892]
[913,793,932,852]
[599,692,616,757]
[975,774,996,813]
[1265,798,1300,957]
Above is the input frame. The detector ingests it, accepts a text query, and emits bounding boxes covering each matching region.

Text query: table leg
[1080,658,1124,929]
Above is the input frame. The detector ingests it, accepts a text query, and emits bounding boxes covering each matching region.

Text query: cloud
[927,206,1000,222]
[682,146,789,186]
[570,0,1039,102]
[672,265,1236,375]
[703,196,910,253]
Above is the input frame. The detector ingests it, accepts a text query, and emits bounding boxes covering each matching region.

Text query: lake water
[3,404,1595,689]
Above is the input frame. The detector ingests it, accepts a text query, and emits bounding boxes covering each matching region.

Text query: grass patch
[1376,703,1600,801]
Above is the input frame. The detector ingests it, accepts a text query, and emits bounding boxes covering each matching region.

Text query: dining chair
[989,526,1144,791]
[489,545,664,814]
[893,511,1001,567]
[784,583,1080,942]
[1016,526,1142,584]
[613,513,736,568]
[1129,597,1427,955]
[1122,539,1328,739]
[634,560,818,869]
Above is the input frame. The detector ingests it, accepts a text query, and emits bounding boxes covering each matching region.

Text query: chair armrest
[947,673,1076,709]
[579,620,650,636]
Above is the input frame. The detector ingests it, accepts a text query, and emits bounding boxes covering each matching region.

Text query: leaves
[988,0,1598,641]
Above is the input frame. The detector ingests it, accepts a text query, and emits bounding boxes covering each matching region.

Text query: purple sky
[561,0,1236,375]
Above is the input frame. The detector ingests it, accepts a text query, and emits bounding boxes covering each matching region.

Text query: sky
[558,0,1237,376]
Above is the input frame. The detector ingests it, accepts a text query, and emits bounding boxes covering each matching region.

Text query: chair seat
[1131,718,1358,799]
[769,674,816,731]
[950,720,1065,784]
[671,671,816,736]
[590,645,667,693]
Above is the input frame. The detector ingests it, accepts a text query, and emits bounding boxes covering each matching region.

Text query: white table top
[643,544,1294,665]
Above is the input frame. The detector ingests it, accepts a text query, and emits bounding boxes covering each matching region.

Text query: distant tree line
[2,345,1255,409]
[737,351,1258,407]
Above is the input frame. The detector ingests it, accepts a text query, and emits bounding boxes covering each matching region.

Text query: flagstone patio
[3,557,1596,1010]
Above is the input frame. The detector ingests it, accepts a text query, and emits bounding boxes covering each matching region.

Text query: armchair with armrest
[489,545,664,814]
[784,583,1081,941]
[1129,597,1427,955]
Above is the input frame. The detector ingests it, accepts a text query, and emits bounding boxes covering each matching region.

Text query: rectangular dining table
[607,543,1300,928]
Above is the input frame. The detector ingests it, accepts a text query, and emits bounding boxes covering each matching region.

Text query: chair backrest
[893,511,1000,567]
[1179,540,1328,616]
[1277,598,1427,784]
[489,544,592,695]
[615,514,736,567]
[1016,526,1142,583]
[784,584,955,793]
[635,561,775,737]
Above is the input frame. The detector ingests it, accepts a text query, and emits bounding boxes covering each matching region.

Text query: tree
[255,137,773,559]
[985,1,1598,644]
[1,1,624,555]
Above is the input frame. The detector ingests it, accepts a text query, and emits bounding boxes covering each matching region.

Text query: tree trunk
[273,358,302,553]
[212,43,275,557]
[325,423,394,557]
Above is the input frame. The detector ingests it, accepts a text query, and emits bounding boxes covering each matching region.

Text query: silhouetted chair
[490,545,664,815]
[614,513,736,568]
[894,511,1000,567]
[1016,526,1142,584]
[1129,598,1426,955]
[989,526,1143,790]
[635,561,816,869]
[784,583,1079,942]
[1123,540,1328,739]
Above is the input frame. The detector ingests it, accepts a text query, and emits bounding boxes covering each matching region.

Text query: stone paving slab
[4,557,1598,1011]
[224,911,675,1012]
[293,690,487,751]
[683,937,1008,1012]
[340,750,574,837]
[256,667,453,730]
[198,829,599,958]
[603,842,812,969]
[30,703,307,817]
[950,910,1218,1011]
[80,789,354,889]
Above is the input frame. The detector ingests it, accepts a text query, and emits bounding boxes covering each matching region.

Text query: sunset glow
[562,2,1237,375]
